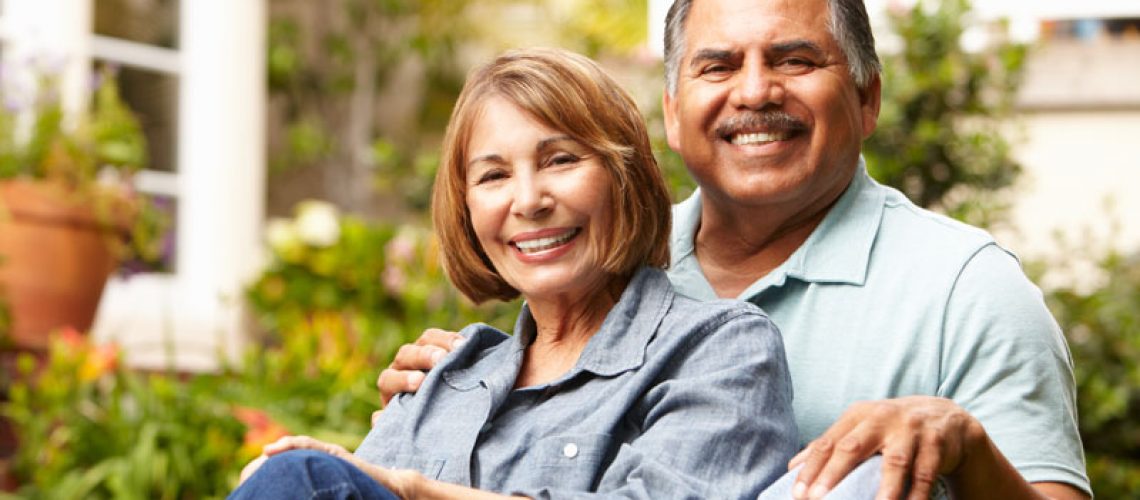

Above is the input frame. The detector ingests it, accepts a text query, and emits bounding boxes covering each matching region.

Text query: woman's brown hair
[432,48,672,303]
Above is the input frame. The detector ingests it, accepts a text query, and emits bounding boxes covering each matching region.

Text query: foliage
[642,98,697,203]
[550,0,648,59]
[242,201,517,438]
[1034,242,1140,497]
[3,201,519,497]
[865,0,1026,225]
[266,0,492,213]
[0,64,170,272]
[2,330,246,499]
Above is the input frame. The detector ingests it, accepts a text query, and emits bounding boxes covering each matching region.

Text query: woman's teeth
[514,229,579,254]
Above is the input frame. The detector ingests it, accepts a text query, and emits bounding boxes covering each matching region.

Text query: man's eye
[702,64,731,75]
[775,58,817,73]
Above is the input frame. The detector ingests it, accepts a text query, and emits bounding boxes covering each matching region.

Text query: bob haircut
[432,47,672,304]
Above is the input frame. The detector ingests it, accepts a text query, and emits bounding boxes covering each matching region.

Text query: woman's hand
[238,454,269,485]
[245,435,422,497]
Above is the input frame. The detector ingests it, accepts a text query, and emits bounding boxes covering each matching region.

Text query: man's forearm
[950,431,1088,500]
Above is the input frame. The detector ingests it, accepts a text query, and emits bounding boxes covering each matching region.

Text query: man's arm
[789,244,1090,499]
[787,396,1088,500]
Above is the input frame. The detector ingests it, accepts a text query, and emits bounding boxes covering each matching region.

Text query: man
[378,1,1090,498]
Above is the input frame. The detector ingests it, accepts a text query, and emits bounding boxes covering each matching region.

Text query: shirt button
[562,443,579,458]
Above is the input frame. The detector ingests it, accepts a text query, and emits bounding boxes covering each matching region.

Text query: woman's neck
[514,274,628,388]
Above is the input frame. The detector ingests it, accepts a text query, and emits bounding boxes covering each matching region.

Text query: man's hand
[373,329,464,419]
[788,396,983,500]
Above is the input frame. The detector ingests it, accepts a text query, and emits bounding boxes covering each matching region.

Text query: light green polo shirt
[668,158,1090,494]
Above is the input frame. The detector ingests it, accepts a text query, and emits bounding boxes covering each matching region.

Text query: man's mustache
[714,111,808,138]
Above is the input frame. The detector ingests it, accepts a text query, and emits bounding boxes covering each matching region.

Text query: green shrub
[2,201,518,497]
[1039,248,1140,497]
[3,332,245,499]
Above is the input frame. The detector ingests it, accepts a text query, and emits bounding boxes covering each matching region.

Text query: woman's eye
[475,170,507,184]
[548,153,580,166]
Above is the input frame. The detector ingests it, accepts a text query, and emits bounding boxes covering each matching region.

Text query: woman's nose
[511,173,553,219]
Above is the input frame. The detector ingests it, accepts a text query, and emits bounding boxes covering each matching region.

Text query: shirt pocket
[524,433,615,491]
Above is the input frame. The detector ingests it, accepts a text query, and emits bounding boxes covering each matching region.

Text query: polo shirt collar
[443,266,672,389]
[672,156,884,298]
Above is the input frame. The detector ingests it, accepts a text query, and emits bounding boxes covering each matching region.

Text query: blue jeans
[228,450,400,500]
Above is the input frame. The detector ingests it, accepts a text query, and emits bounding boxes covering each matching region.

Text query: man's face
[664,0,880,213]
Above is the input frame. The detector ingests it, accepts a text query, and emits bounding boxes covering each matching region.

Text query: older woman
[231,48,795,500]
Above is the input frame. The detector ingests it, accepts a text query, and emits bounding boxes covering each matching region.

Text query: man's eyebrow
[688,48,736,69]
[768,40,826,57]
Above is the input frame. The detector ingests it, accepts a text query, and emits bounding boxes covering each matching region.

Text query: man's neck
[694,186,846,299]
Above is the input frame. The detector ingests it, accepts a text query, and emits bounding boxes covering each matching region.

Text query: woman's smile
[510,227,582,255]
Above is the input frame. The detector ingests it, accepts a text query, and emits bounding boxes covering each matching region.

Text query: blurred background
[0,0,1137,497]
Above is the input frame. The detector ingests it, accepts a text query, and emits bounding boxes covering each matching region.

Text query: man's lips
[510,227,581,254]
[715,111,808,145]
[731,131,790,145]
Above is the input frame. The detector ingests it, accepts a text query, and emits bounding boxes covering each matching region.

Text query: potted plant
[0,65,168,350]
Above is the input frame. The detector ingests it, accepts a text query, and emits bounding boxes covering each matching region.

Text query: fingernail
[430,348,445,364]
[793,482,807,499]
[451,337,467,350]
[808,484,830,500]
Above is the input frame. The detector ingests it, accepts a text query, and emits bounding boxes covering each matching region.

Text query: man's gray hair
[663,0,882,95]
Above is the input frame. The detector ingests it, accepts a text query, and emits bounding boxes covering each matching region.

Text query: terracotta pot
[0,180,116,350]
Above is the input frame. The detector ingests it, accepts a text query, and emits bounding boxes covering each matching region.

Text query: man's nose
[731,59,784,110]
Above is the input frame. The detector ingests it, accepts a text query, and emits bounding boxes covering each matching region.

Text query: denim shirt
[356,267,796,499]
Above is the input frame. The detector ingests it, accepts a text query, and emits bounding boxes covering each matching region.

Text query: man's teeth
[514,230,578,253]
[731,131,788,145]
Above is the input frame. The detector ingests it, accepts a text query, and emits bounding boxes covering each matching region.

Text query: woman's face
[464,96,614,304]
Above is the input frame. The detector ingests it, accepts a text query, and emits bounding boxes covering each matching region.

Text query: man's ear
[860,74,881,139]
[663,90,682,153]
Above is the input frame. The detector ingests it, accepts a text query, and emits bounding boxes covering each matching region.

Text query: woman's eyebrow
[535,135,576,152]
[467,153,504,168]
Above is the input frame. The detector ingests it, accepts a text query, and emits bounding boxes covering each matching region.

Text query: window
[0,0,267,372]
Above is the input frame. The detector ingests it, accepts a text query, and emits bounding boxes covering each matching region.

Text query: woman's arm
[250,435,529,500]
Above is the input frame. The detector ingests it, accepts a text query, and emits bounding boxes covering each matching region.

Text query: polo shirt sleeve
[518,305,798,500]
[937,243,1090,495]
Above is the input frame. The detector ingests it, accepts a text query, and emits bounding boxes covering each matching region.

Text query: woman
[232,47,795,500]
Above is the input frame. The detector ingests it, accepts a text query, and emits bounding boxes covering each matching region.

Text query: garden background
[1,0,1138,498]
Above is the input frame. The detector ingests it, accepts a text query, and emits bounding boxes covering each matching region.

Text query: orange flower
[233,406,290,460]
[79,342,120,382]
[51,326,88,359]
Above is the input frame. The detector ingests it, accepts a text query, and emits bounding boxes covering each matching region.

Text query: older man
[379,1,1090,498]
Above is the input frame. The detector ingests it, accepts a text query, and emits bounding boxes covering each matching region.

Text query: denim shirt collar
[443,266,673,390]
[671,156,884,299]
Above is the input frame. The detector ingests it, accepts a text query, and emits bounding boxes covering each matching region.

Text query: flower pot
[0,180,116,350]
